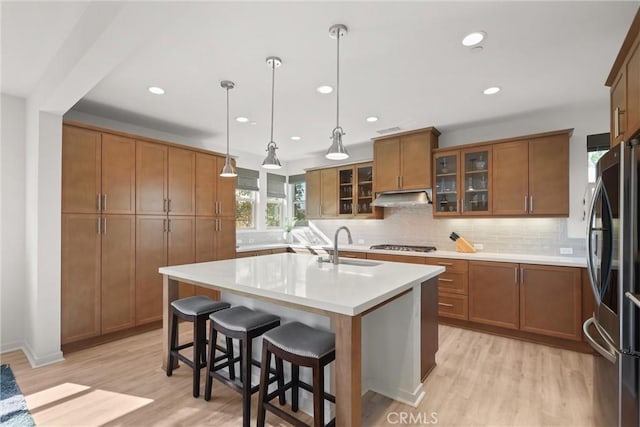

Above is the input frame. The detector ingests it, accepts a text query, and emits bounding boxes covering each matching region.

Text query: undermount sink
[317,257,381,267]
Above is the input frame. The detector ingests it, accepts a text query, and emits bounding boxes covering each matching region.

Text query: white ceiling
[2,1,638,161]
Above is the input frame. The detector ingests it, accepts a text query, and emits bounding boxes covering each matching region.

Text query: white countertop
[237,243,587,268]
[159,253,445,316]
[236,243,290,252]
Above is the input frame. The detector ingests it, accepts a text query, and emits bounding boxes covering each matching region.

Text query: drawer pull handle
[438,278,454,282]
[438,302,454,308]
[437,262,453,266]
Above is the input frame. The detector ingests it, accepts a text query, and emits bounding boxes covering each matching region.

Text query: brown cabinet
[492,133,570,216]
[433,146,491,217]
[337,163,375,217]
[305,169,321,219]
[167,148,196,215]
[606,9,640,146]
[519,264,582,341]
[136,141,168,215]
[373,127,440,193]
[168,216,196,299]
[62,127,135,214]
[469,261,520,330]
[425,258,469,320]
[305,168,338,219]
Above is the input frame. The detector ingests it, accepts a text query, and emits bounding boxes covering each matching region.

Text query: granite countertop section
[160,253,444,316]
[238,243,587,268]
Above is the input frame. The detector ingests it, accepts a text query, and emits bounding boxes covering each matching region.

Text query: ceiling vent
[376,126,402,135]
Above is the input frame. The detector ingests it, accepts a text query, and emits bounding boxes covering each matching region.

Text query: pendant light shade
[220,80,237,177]
[326,24,349,160]
[262,56,282,169]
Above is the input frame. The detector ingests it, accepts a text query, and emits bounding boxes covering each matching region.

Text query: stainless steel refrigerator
[585,138,640,426]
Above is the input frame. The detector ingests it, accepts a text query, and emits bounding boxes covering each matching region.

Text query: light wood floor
[1,325,596,426]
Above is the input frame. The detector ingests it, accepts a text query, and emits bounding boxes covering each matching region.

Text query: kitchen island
[159,253,444,426]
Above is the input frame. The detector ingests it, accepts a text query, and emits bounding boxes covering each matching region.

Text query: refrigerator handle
[586,177,603,303]
[583,317,618,364]
[625,291,640,309]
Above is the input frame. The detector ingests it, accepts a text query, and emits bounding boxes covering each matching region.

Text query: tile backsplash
[311,206,586,257]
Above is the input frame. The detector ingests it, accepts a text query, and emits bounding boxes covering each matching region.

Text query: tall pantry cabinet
[61,123,236,345]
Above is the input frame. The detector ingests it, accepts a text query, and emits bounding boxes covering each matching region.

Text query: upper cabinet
[606,8,640,146]
[338,163,374,217]
[305,168,337,219]
[373,127,440,193]
[434,129,571,218]
[195,153,236,217]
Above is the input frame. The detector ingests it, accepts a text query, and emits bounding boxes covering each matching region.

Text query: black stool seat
[211,306,280,332]
[205,306,283,427]
[166,296,231,398]
[171,296,230,316]
[263,322,335,359]
[257,322,336,427]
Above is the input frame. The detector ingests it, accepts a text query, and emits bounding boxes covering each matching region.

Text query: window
[266,173,286,228]
[587,133,610,183]
[289,174,306,225]
[236,168,259,229]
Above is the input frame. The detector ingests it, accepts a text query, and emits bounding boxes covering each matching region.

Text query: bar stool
[257,321,336,427]
[205,306,284,427]
[166,295,231,398]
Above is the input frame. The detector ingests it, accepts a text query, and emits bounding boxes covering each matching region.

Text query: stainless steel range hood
[371,190,432,207]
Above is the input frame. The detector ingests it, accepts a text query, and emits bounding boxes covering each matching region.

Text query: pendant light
[262,56,282,169]
[220,80,237,177]
[326,24,349,160]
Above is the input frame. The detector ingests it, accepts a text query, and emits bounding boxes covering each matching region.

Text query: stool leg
[276,357,286,405]
[291,363,299,412]
[226,337,235,380]
[204,327,218,401]
[256,344,271,427]
[312,360,324,427]
[241,337,252,427]
[166,312,178,377]
[199,318,208,367]
[192,317,203,398]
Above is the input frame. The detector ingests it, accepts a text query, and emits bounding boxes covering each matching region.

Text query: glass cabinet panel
[462,148,491,214]
[356,164,373,215]
[339,168,354,215]
[434,153,460,214]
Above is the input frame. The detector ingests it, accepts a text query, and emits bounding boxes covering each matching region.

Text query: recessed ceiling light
[366,116,379,123]
[483,86,501,95]
[462,31,486,47]
[235,116,249,123]
[316,85,333,94]
[290,136,301,141]
[148,86,165,95]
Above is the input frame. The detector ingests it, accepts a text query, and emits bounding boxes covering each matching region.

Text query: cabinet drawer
[437,271,468,295]
[438,293,468,320]
[425,257,468,273]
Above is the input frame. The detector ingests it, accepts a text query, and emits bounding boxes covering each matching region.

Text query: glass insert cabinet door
[434,153,460,214]
[462,148,491,214]
[356,164,373,215]
[339,167,354,215]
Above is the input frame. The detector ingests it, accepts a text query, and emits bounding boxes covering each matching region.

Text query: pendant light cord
[270,60,276,143]
[226,86,230,156]
[336,31,340,130]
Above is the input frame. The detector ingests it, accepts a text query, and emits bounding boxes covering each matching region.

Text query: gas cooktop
[369,244,437,253]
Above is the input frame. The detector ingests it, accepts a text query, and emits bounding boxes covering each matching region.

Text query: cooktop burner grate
[369,244,437,253]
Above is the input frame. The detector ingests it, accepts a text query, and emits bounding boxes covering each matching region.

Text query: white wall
[0,94,26,352]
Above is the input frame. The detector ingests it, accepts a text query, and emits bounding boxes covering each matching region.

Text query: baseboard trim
[22,341,64,368]
[367,380,425,408]
[61,321,162,354]
[0,340,25,354]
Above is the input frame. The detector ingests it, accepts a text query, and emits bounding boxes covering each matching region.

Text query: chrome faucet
[333,226,353,264]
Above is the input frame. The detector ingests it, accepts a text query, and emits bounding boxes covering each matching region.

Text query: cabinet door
[469,261,519,329]
[401,133,432,190]
[338,166,354,216]
[373,138,400,192]
[519,264,582,341]
[61,214,101,344]
[626,39,640,139]
[167,216,196,299]
[305,170,321,219]
[101,215,136,334]
[135,216,167,325]
[433,151,461,216]
[136,142,167,215]
[611,69,627,147]
[194,217,221,300]
[320,168,337,217]
[355,163,374,216]
[461,147,491,215]
[216,217,237,260]
[101,134,135,214]
[168,147,196,215]
[217,156,237,217]
[528,134,569,216]
[492,142,529,215]
[62,126,101,214]
[195,153,216,216]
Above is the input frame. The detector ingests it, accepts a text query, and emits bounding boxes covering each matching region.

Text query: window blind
[236,168,259,191]
[288,174,305,184]
[267,173,286,198]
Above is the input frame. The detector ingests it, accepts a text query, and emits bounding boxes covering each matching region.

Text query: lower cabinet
[193,217,235,300]
[424,258,469,320]
[469,261,520,330]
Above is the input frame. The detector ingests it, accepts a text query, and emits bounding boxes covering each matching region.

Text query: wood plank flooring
[1,325,595,426]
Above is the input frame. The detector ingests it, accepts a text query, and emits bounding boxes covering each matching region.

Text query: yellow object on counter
[455,237,476,253]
